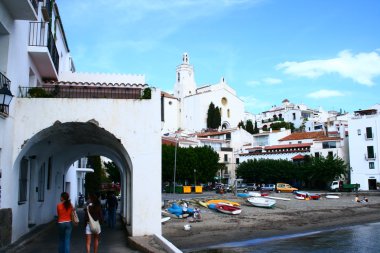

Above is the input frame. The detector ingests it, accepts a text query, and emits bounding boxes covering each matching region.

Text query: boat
[294,191,321,200]
[197,200,208,208]
[205,199,240,207]
[247,197,276,208]
[215,203,242,215]
[263,196,291,201]
[237,192,261,198]
[161,217,171,223]
[326,194,340,199]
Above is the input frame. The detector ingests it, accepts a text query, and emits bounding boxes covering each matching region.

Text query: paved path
[8,209,140,253]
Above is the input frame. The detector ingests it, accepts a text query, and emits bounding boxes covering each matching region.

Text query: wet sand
[162,192,380,251]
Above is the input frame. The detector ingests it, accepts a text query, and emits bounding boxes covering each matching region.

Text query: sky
[55,0,380,114]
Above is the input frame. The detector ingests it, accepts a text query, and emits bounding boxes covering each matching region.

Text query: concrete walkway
[5,209,141,253]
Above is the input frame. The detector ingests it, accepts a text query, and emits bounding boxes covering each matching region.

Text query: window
[19,158,29,204]
[47,157,52,190]
[369,162,375,169]
[38,163,45,201]
[292,113,296,120]
[366,127,373,139]
[227,109,230,118]
[367,146,375,159]
[328,151,333,157]
[224,154,228,162]
[236,158,240,164]
[323,142,337,149]
[357,129,361,135]
[315,152,320,158]
[221,97,228,105]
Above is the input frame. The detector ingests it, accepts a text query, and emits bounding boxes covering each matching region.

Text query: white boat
[247,197,276,208]
[326,195,340,199]
[264,196,291,201]
[161,217,171,223]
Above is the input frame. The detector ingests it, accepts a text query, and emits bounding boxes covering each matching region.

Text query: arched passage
[11,121,136,239]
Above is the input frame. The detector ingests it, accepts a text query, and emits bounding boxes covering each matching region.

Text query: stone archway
[12,121,136,239]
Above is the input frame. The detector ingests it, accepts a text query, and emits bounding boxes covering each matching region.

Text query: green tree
[270,121,295,131]
[237,120,245,129]
[253,121,259,134]
[85,156,102,196]
[246,120,254,134]
[162,145,220,186]
[207,102,216,129]
[213,106,221,129]
[103,161,120,183]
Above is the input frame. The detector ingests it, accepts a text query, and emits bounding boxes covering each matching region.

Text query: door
[368,179,377,190]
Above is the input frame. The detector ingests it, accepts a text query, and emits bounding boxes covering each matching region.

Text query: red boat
[215,204,242,215]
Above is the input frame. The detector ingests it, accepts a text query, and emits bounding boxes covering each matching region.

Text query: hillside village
[0,0,379,249]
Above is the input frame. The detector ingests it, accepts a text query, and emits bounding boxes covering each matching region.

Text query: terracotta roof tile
[279,131,325,141]
[264,143,312,150]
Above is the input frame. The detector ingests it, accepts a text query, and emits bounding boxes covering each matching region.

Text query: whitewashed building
[161,53,246,133]
[0,0,161,248]
[348,105,380,190]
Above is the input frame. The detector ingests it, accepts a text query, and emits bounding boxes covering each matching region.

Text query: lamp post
[194,169,196,186]
[0,83,13,116]
[173,135,178,194]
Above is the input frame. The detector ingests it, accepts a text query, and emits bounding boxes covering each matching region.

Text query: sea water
[188,222,380,253]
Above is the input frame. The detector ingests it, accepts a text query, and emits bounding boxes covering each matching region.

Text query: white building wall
[161,96,179,134]
[348,111,380,190]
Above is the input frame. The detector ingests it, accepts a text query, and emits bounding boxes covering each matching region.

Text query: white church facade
[161,53,245,133]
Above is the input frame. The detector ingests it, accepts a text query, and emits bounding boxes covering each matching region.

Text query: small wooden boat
[215,203,242,215]
[295,191,321,200]
[205,199,240,207]
[197,200,208,208]
[247,197,276,208]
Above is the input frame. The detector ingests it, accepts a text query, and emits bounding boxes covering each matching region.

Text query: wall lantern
[0,83,14,116]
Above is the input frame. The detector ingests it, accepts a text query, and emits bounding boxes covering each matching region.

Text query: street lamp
[173,135,178,194]
[194,169,197,186]
[0,83,14,116]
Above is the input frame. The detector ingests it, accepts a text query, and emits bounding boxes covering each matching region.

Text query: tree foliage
[162,144,220,185]
[246,120,254,134]
[236,155,347,189]
[85,156,102,196]
[206,102,221,129]
[270,121,295,131]
[103,161,121,183]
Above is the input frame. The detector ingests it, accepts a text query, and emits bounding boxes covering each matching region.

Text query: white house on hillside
[348,105,380,190]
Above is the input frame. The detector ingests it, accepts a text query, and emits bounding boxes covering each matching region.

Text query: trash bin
[195,186,203,194]
[175,186,183,193]
[183,186,191,194]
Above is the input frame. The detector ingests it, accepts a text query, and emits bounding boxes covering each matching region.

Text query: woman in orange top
[57,192,73,253]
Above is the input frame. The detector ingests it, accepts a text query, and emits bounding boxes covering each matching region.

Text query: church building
[161,53,245,133]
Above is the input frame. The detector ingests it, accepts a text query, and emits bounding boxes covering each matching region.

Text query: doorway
[368,179,377,190]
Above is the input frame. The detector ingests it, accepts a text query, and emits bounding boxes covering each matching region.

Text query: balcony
[28,22,59,80]
[0,72,11,116]
[18,86,144,99]
[365,154,376,161]
[2,0,38,20]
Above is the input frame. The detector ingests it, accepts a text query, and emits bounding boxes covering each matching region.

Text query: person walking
[106,192,118,228]
[84,193,103,253]
[57,192,74,253]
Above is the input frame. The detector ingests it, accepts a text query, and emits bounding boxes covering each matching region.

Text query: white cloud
[262,77,282,85]
[307,89,345,99]
[246,77,282,87]
[240,96,271,112]
[276,50,380,86]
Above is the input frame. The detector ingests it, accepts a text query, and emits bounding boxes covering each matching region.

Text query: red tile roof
[264,143,312,150]
[196,130,232,137]
[279,131,325,141]
[292,154,305,160]
[161,91,177,99]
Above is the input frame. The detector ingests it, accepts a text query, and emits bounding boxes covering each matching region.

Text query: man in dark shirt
[106,192,118,228]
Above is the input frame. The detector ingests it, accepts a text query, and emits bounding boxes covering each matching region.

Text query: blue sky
[56,0,380,114]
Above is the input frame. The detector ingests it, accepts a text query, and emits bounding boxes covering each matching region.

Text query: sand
[162,192,380,251]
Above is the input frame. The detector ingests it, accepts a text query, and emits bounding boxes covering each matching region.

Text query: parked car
[260,184,276,191]
[246,183,258,191]
[276,183,298,193]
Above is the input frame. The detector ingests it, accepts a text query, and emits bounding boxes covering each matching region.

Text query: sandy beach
[162,192,380,251]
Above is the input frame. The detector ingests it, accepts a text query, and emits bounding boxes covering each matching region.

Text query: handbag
[87,206,101,234]
[71,209,79,225]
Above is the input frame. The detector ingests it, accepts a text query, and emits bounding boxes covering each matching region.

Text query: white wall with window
[348,105,380,190]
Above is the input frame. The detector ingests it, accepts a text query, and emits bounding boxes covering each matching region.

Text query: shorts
[85,223,101,235]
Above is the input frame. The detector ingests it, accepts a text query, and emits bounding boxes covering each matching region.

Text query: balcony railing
[18,86,144,99]
[365,154,376,161]
[29,22,59,74]
[0,72,12,115]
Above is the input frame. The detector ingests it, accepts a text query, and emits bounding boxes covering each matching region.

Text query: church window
[227,109,230,118]
[177,73,180,82]
[221,97,228,106]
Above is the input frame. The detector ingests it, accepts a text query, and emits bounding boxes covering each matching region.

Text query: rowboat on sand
[247,196,276,208]
[215,203,242,215]
[205,199,240,207]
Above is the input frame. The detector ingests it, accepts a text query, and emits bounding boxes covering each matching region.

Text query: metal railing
[30,0,39,13]
[29,22,59,73]
[18,86,144,99]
